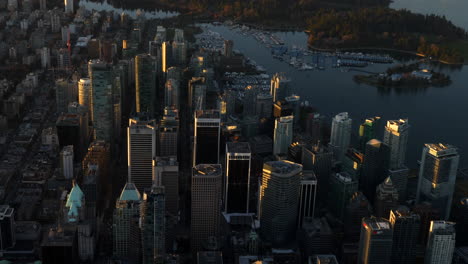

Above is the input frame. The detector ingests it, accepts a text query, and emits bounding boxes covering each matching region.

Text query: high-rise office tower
[41,46,50,68]
[243,85,258,117]
[164,79,179,109]
[413,202,440,246]
[273,115,293,155]
[88,60,114,142]
[158,109,178,157]
[260,160,302,246]
[342,148,364,180]
[285,95,300,124]
[135,54,157,114]
[224,142,251,214]
[273,100,293,118]
[359,117,381,152]
[60,145,74,179]
[113,183,142,260]
[191,164,222,252]
[416,143,459,220]
[361,139,390,203]
[256,93,273,119]
[193,110,221,166]
[455,198,468,246]
[172,29,187,65]
[297,171,317,228]
[141,186,166,264]
[78,78,92,120]
[306,113,325,145]
[162,41,171,73]
[384,119,409,169]
[56,78,77,113]
[152,157,178,217]
[330,112,352,162]
[64,0,73,13]
[56,113,82,161]
[388,166,409,202]
[345,192,372,242]
[301,143,333,205]
[127,116,157,192]
[425,221,456,264]
[374,177,399,218]
[357,217,393,264]
[0,205,15,251]
[223,40,234,57]
[188,77,206,111]
[328,172,358,220]
[270,73,291,102]
[389,207,420,264]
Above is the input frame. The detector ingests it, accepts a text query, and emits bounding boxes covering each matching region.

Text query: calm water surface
[204,24,468,169]
[78,0,468,168]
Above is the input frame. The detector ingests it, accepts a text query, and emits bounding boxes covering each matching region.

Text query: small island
[354,63,451,88]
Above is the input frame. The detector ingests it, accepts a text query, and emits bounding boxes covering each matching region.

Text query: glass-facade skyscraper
[416,143,459,220]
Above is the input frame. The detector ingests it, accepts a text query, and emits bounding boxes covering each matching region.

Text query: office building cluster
[0,3,466,264]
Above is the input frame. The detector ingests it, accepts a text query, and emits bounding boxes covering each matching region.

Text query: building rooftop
[195,110,220,119]
[334,172,355,183]
[119,182,141,201]
[264,160,302,176]
[426,143,458,157]
[333,112,350,122]
[56,113,80,126]
[193,164,222,177]
[386,119,409,132]
[227,142,251,154]
[362,217,391,231]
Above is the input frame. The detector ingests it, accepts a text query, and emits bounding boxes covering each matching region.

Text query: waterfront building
[384,119,410,169]
[329,112,352,162]
[273,115,294,155]
[389,207,420,264]
[270,73,291,102]
[425,221,456,264]
[191,164,222,252]
[260,160,302,246]
[416,143,459,220]
[225,142,251,214]
[127,116,157,192]
[359,117,381,152]
[193,110,221,166]
[357,217,393,264]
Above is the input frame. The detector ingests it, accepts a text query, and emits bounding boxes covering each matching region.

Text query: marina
[197,23,394,73]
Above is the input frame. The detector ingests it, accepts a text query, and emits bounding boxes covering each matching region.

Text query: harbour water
[78,0,468,168]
